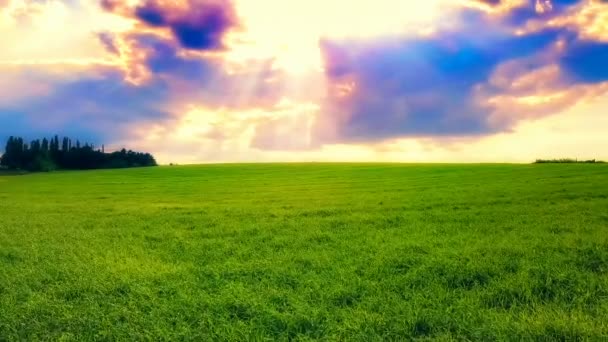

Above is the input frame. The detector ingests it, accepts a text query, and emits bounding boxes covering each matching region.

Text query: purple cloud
[313,0,608,144]
[129,0,238,51]
[0,66,172,144]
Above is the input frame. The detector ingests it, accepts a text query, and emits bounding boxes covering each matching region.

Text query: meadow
[1,163,607,340]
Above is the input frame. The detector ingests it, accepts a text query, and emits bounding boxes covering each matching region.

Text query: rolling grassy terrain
[1,164,607,340]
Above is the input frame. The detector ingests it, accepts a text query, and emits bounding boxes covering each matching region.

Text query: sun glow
[229,0,446,73]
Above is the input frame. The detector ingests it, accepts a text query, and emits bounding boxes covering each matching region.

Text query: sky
[1,0,607,163]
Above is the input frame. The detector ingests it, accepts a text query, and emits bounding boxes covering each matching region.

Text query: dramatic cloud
[102,0,238,51]
[1,0,607,161]
[315,30,560,141]
[0,64,172,142]
[314,0,608,143]
[118,33,287,108]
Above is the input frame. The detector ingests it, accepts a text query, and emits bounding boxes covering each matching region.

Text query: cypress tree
[62,137,68,152]
[16,138,25,168]
[53,135,59,152]
[31,140,40,154]
[0,136,13,167]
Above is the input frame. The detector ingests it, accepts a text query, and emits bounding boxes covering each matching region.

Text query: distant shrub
[29,155,57,172]
[534,159,605,164]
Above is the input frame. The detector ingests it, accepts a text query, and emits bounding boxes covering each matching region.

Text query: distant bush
[534,159,605,164]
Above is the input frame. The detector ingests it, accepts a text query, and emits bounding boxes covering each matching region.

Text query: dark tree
[53,136,59,152]
[1,135,157,172]
[1,137,17,169]
[62,137,69,152]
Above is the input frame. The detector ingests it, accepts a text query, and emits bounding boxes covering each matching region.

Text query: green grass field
[1,164,607,340]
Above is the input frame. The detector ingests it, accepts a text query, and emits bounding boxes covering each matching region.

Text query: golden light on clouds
[228,0,447,73]
[0,0,132,65]
[1,0,608,163]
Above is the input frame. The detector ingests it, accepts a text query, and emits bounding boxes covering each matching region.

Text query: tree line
[534,158,605,164]
[0,136,157,172]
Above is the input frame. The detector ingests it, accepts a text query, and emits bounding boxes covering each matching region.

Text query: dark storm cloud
[104,0,239,51]
[126,33,216,80]
[134,2,167,27]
